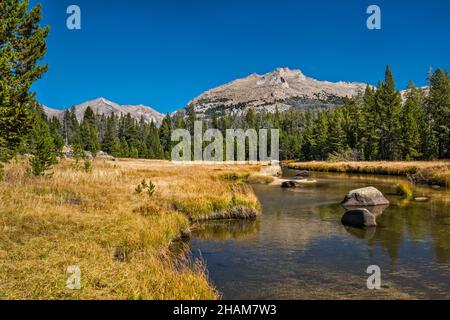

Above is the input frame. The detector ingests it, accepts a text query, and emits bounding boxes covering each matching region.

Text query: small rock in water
[341,186,389,207]
[414,197,429,202]
[295,170,309,178]
[431,185,441,190]
[281,181,297,188]
[341,208,377,228]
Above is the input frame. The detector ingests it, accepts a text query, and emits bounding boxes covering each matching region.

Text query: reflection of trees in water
[367,200,450,265]
[431,220,450,264]
[312,195,450,265]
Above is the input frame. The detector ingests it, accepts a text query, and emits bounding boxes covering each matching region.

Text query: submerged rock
[281,181,297,188]
[341,187,389,207]
[341,208,377,228]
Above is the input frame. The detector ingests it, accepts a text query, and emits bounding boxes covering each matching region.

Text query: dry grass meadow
[0,158,262,299]
[287,161,450,187]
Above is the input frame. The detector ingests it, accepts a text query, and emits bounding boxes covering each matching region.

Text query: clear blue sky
[30,0,450,113]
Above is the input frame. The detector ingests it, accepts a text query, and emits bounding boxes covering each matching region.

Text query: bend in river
[190,170,450,299]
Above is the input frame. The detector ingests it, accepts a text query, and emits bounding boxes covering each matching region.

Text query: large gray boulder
[341,208,377,228]
[259,164,282,177]
[341,187,389,207]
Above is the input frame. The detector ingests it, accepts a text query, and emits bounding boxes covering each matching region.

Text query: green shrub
[135,179,156,197]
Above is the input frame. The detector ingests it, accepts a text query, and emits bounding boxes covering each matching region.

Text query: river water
[190,170,450,299]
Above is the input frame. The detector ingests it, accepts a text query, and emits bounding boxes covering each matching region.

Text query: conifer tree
[376,66,402,160]
[312,111,329,160]
[28,111,57,176]
[0,0,49,172]
[48,116,64,153]
[399,82,423,160]
[102,115,116,154]
[110,137,122,158]
[120,137,129,157]
[327,109,346,156]
[159,115,172,158]
[426,68,450,158]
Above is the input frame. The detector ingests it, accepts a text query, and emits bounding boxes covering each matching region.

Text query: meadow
[0,158,261,299]
[287,161,450,187]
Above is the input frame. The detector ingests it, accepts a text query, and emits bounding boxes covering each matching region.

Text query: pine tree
[0,0,49,168]
[159,115,172,158]
[110,137,122,158]
[185,104,196,134]
[48,116,64,153]
[80,121,100,154]
[312,111,329,160]
[145,122,164,159]
[426,68,450,158]
[399,82,423,160]
[120,137,129,157]
[83,106,97,127]
[102,115,115,154]
[28,111,57,176]
[128,146,137,158]
[245,109,257,130]
[62,107,79,145]
[327,109,346,157]
[376,66,402,160]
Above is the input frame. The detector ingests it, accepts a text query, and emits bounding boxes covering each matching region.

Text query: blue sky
[30,0,450,113]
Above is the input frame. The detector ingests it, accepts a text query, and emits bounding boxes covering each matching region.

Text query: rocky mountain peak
[42,98,164,125]
[187,67,367,116]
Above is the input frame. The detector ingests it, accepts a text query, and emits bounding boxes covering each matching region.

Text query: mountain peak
[187,67,366,116]
[42,98,164,126]
[272,67,304,77]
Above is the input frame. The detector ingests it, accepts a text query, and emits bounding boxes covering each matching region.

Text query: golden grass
[0,158,261,299]
[288,161,450,187]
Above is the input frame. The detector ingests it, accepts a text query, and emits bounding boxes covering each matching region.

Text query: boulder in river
[341,208,377,228]
[259,164,282,177]
[295,170,309,178]
[281,181,297,188]
[341,187,389,207]
[342,204,389,216]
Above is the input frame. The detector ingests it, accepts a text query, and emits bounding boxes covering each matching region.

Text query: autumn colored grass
[0,158,261,299]
[287,161,450,187]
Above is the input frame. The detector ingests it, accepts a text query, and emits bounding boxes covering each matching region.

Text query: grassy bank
[287,161,450,187]
[0,158,261,299]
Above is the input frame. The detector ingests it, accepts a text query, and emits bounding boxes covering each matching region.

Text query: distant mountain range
[43,67,421,123]
[42,97,164,125]
[184,67,368,116]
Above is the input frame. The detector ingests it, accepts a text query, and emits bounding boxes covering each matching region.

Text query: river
[190,170,450,299]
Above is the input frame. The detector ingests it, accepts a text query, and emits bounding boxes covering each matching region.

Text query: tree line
[1,0,449,178]
[44,65,449,163]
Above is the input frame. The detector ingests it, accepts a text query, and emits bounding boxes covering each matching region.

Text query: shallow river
[190,170,450,299]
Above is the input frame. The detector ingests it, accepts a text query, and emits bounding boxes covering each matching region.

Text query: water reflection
[192,219,260,241]
[344,225,377,240]
[190,170,450,299]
